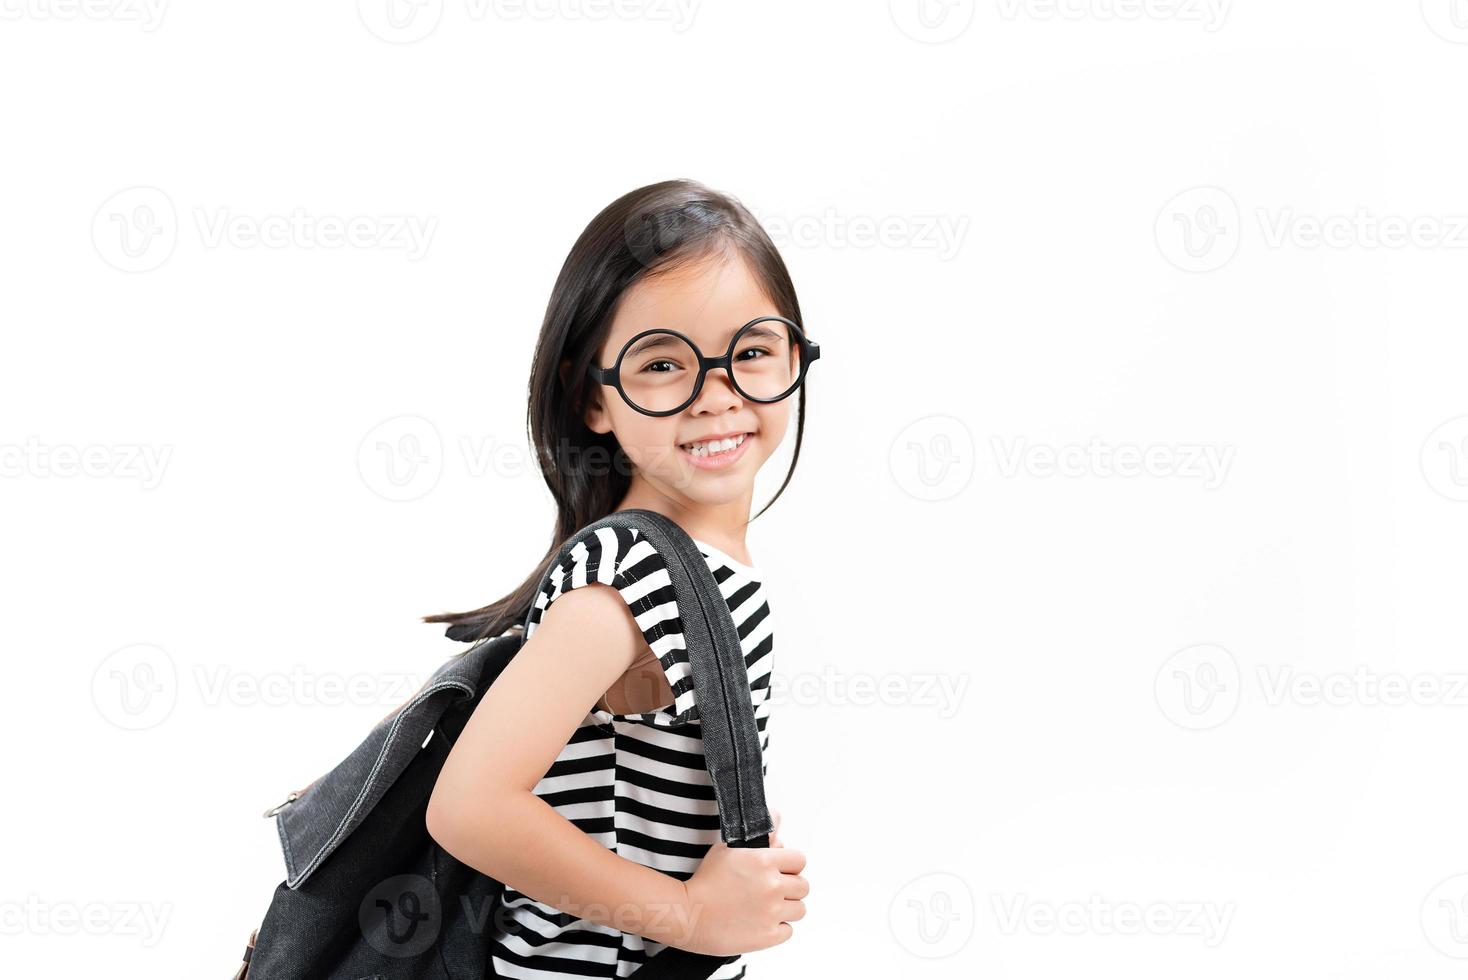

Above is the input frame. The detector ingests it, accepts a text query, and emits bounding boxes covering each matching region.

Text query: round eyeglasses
[587,315,821,418]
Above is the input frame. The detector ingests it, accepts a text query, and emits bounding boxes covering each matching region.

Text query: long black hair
[423,179,809,643]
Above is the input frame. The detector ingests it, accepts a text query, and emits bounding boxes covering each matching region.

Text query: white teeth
[680,433,747,457]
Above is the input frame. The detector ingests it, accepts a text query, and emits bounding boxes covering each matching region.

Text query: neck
[615,481,755,567]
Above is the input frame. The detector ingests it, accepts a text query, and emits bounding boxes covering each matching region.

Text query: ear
[564,358,613,435]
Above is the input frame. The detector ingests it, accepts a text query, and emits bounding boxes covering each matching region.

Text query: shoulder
[543,523,672,594]
[524,522,680,639]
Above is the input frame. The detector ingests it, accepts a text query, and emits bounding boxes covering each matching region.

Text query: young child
[424,179,821,978]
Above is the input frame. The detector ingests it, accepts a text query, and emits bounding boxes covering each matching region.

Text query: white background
[3,1,1468,976]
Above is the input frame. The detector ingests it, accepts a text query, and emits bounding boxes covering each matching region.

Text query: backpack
[233,508,774,980]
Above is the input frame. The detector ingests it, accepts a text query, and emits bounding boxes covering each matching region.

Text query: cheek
[754,403,794,451]
[609,412,681,468]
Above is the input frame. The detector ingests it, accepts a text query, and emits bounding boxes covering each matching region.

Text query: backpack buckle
[261,791,300,819]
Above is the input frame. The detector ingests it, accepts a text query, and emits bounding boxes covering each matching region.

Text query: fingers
[781,873,809,901]
[779,899,806,923]
[771,846,806,874]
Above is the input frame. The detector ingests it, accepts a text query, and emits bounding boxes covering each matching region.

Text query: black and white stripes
[492,523,774,979]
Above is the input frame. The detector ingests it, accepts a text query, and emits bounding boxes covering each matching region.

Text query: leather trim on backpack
[231,926,256,980]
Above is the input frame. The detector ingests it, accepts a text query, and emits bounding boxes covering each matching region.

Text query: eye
[641,359,680,374]
[735,347,771,362]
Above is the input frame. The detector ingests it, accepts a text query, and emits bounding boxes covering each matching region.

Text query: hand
[678,806,808,957]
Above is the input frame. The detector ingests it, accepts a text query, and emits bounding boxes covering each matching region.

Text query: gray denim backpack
[234,509,773,980]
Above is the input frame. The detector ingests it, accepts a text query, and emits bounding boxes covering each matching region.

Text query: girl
[423,179,821,978]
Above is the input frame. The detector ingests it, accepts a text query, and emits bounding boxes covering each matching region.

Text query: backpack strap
[530,508,773,847]
[589,510,773,979]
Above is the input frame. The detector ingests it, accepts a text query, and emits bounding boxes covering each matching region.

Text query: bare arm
[424,583,700,946]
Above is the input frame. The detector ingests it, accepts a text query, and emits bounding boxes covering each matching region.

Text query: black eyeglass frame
[586,315,822,418]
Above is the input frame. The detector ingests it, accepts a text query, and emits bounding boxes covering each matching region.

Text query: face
[581,250,794,511]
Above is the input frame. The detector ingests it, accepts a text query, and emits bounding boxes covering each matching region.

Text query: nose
[690,366,742,415]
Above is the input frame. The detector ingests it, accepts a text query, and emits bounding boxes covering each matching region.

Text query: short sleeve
[523,524,698,725]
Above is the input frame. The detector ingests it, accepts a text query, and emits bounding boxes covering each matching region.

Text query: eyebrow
[736,325,787,346]
[624,324,788,360]
[625,333,690,359]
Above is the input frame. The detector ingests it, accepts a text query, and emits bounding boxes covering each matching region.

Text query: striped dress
[490,522,775,979]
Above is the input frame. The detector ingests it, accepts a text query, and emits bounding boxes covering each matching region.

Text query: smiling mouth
[678,432,750,458]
